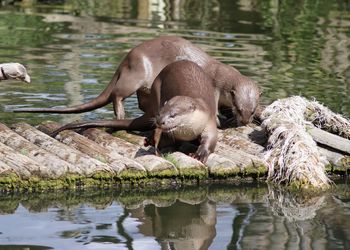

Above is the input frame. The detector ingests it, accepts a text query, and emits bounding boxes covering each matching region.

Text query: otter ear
[230,90,236,96]
[259,89,263,96]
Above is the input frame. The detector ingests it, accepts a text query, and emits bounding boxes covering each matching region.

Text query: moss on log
[1,94,350,192]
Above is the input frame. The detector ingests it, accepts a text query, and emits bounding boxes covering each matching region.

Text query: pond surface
[0,182,350,250]
[0,0,350,249]
[0,0,349,125]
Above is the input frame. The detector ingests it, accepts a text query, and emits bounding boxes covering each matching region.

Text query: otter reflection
[127,199,217,250]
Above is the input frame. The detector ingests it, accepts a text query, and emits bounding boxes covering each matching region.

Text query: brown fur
[14,36,260,125]
[51,60,217,162]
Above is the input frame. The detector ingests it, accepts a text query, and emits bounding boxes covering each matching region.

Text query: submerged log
[11,123,114,177]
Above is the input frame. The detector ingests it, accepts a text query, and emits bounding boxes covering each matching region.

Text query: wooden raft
[0,120,349,191]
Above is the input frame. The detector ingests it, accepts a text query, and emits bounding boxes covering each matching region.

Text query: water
[0,183,350,249]
[0,0,350,249]
[0,0,349,125]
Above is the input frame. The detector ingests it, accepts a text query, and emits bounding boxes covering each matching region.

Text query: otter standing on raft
[51,60,218,162]
[13,36,260,126]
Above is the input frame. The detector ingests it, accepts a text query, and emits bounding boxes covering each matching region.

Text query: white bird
[0,63,30,83]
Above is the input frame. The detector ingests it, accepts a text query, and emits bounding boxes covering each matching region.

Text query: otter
[51,60,218,162]
[0,63,30,83]
[13,36,260,125]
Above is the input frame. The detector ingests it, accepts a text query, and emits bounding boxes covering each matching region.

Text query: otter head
[231,80,260,126]
[0,63,31,83]
[156,96,207,141]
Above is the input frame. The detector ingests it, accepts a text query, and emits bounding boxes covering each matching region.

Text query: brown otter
[51,60,218,162]
[13,36,260,125]
[0,63,30,83]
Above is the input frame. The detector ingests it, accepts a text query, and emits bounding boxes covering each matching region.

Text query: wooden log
[37,121,147,178]
[221,124,268,146]
[318,147,350,172]
[308,126,350,155]
[0,123,78,178]
[214,142,267,175]
[218,128,265,156]
[110,128,266,176]
[111,130,208,176]
[11,123,114,177]
[0,142,40,179]
[83,128,178,177]
[205,153,240,176]
[0,160,14,176]
[166,152,207,177]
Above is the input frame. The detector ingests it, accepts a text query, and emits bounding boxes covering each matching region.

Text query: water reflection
[0,183,350,249]
[0,0,349,126]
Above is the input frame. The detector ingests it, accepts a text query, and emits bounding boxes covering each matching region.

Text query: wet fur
[14,36,260,125]
[51,60,218,162]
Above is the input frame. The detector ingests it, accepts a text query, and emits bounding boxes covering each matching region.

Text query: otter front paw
[190,146,210,163]
[144,136,155,147]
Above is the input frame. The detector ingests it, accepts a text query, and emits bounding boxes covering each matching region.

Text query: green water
[0,183,350,249]
[0,0,350,249]
[0,0,349,125]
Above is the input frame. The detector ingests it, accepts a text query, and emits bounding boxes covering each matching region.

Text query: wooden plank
[0,160,14,176]
[37,121,147,177]
[83,128,178,176]
[11,123,114,177]
[0,142,39,179]
[308,126,350,155]
[318,147,350,171]
[0,123,79,178]
[110,127,266,175]
[218,129,265,156]
[109,128,265,176]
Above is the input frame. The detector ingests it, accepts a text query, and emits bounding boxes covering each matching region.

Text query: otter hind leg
[112,96,125,120]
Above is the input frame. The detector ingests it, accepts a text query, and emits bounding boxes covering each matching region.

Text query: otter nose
[156,115,165,126]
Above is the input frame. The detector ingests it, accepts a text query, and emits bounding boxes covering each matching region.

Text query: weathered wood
[0,123,77,178]
[166,152,207,177]
[221,125,268,146]
[215,142,267,174]
[0,142,40,179]
[0,160,14,176]
[83,128,178,176]
[308,126,350,155]
[218,128,265,156]
[206,153,240,176]
[37,121,147,178]
[110,128,266,175]
[11,123,114,176]
[318,147,350,171]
